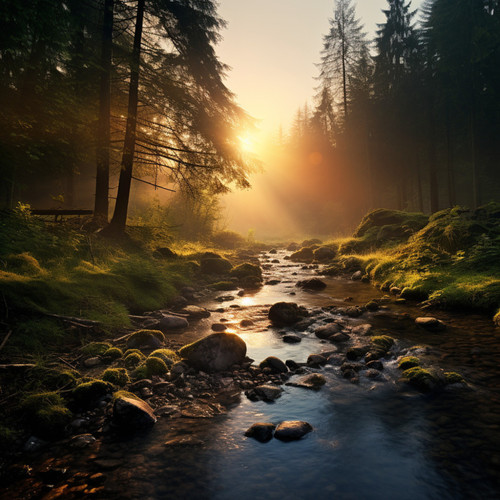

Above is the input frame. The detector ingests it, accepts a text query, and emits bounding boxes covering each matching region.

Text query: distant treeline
[0,0,253,232]
[287,0,500,220]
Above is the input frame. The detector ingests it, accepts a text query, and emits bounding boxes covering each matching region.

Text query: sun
[238,134,254,153]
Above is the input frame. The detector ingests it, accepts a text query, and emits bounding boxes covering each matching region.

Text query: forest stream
[3,248,500,500]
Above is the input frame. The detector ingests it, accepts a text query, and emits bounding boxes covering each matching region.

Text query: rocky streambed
[2,248,500,499]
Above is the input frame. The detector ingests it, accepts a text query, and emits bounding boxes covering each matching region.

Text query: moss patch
[229,263,262,279]
[71,380,113,407]
[398,356,420,370]
[101,368,130,387]
[103,347,123,360]
[149,348,178,366]
[145,357,168,376]
[402,367,440,392]
[126,330,165,349]
[124,352,145,369]
[82,342,112,357]
[444,371,466,384]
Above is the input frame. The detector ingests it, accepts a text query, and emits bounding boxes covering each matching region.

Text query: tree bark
[94,0,114,222]
[107,0,145,234]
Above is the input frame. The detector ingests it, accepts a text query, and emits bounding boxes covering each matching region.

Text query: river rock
[289,373,326,390]
[329,332,350,343]
[112,395,157,429]
[351,270,363,281]
[366,360,384,371]
[268,302,306,326]
[181,306,211,319]
[283,334,302,344]
[415,317,446,331]
[69,434,96,449]
[211,323,227,332]
[346,346,369,361]
[296,278,327,290]
[351,324,373,336]
[179,333,247,372]
[245,423,276,442]
[307,354,328,367]
[159,315,189,331]
[253,385,283,402]
[259,356,288,373]
[315,322,341,339]
[84,357,102,368]
[285,359,301,371]
[274,421,313,441]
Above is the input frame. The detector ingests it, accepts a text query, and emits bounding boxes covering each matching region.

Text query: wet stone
[415,317,446,331]
[158,315,189,331]
[247,385,283,402]
[366,360,384,371]
[288,373,326,390]
[283,334,302,344]
[69,434,96,449]
[329,332,350,343]
[260,356,288,373]
[211,323,227,332]
[274,421,313,441]
[315,323,341,339]
[245,423,276,442]
[307,354,328,367]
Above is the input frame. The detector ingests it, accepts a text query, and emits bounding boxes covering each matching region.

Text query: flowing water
[3,250,500,499]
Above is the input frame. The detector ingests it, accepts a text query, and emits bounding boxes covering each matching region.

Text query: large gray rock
[158,315,189,331]
[112,394,156,429]
[288,373,326,390]
[268,302,306,326]
[181,306,211,319]
[296,278,327,291]
[314,322,341,339]
[274,421,313,441]
[179,333,247,372]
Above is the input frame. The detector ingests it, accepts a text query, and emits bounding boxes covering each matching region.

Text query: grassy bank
[0,205,229,355]
[324,204,500,321]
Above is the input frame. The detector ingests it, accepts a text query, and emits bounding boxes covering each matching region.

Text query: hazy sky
[217,0,424,136]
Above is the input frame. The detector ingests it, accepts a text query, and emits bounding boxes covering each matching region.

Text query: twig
[58,357,76,370]
[0,330,12,353]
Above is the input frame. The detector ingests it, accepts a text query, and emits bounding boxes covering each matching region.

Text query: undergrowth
[329,204,500,319]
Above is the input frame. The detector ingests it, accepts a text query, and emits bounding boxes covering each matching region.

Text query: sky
[217,0,424,137]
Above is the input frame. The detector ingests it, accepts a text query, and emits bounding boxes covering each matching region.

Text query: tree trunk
[427,97,439,213]
[94,0,114,222]
[445,106,456,206]
[106,0,145,234]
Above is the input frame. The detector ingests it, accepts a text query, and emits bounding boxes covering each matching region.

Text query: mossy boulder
[200,257,232,275]
[72,380,113,407]
[22,392,72,439]
[145,357,168,376]
[103,347,123,360]
[398,356,420,370]
[149,349,178,366]
[101,368,130,387]
[29,367,80,390]
[290,247,315,262]
[354,209,429,239]
[402,367,440,392]
[371,335,395,352]
[179,333,247,372]
[444,371,465,385]
[82,342,112,357]
[125,352,145,369]
[126,330,165,349]
[230,263,262,280]
[313,246,336,261]
[211,281,238,291]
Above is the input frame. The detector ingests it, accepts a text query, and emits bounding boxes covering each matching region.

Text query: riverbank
[318,204,500,323]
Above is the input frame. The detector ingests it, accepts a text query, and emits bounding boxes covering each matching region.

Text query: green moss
[200,257,232,275]
[124,352,144,369]
[229,263,262,279]
[398,356,420,370]
[133,365,149,380]
[103,347,123,360]
[149,348,178,366]
[82,342,112,357]
[210,280,238,291]
[101,368,130,386]
[123,348,144,357]
[126,329,165,348]
[444,371,465,384]
[495,309,500,326]
[145,357,168,376]
[371,335,395,352]
[72,379,113,407]
[402,367,439,392]
[290,247,315,262]
[21,392,73,438]
[112,390,141,402]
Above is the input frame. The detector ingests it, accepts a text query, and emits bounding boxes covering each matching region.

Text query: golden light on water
[240,296,256,307]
